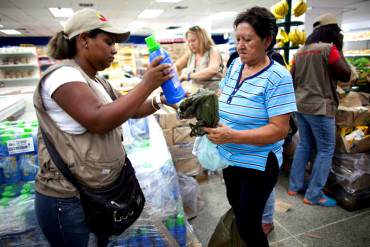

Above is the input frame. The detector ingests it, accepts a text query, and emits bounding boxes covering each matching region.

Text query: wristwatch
[155,94,163,109]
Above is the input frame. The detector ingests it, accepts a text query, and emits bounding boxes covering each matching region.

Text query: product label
[7,137,35,155]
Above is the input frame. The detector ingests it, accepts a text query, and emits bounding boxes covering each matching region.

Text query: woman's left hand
[204,123,235,144]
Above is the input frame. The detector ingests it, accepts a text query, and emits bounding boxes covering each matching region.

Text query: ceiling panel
[0,0,368,37]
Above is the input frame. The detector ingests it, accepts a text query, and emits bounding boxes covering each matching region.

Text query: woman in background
[175,25,223,92]
[288,13,351,207]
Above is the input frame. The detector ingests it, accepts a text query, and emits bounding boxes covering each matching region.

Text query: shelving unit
[0,47,40,87]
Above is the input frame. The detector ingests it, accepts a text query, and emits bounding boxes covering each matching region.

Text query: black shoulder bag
[41,130,145,237]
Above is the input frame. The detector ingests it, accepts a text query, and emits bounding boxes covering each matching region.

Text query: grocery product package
[326,153,370,211]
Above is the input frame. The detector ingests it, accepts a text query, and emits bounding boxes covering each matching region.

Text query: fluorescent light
[0,24,3,28]
[138,9,163,19]
[49,8,74,18]
[0,29,21,35]
[210,11,237,20]
[128,21,146,29]
[59,21,67,28]
[155,0,182,2]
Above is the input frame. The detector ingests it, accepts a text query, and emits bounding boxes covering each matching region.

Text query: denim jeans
[262,189,275,224]
[35,191,90,247]
[288,112,336,202]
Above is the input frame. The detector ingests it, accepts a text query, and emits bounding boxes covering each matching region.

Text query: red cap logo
[97,13,108,22]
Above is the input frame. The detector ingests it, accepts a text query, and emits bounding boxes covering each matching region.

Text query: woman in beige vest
[175,25,224,92]
[34,8,173,247]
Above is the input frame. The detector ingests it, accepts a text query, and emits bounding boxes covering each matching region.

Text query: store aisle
[190,172,370,247]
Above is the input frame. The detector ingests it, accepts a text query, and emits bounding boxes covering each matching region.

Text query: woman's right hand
[142,56,173,90]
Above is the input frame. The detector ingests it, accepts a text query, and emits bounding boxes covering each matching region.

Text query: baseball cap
[313,13,338,30]
[63,8,130,42]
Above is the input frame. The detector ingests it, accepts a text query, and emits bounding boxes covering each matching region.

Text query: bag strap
[40,129,83,191]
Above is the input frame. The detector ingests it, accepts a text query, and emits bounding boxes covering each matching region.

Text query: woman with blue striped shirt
[204,7,297,246]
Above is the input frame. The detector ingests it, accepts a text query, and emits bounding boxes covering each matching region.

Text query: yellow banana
[271,0,289,19]
[293,0,308,17]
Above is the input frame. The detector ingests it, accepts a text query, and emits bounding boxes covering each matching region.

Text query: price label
[7,137,35,155]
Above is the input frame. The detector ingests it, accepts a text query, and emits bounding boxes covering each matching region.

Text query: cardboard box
[173,157,202,176]
[336,106,370,127]
[154,108,196,130]
[336,133,370,154]
[173,126,195,144]
[169,143,194,160]
[162,128,173,146]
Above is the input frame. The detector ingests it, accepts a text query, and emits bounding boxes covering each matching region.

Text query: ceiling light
[138,9,164,19]
[210,11,237,20]
[59,21,67,28]
[0,24,3,28]
[156,0,182,2]
[49,8,74,18]
[0,29,21,35]
[128,21,146,29]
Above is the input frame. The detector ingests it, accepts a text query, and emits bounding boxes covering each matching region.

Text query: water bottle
[18,154,38,182]
[128,230,140,247]
[23,128,38,153]
[165,216,177,243]
[145,35,185,105]
[1,156,21,184]
[175,213,186,247]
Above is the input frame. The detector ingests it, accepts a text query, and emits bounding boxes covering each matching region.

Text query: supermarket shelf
[0,51,36,56]
[344,54,370,57]
[0,63,39,68]
[344,38,370,42]
[0,95,26,121]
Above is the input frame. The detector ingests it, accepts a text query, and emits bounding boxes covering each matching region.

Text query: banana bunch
[276,28,289,47]
[271,0,289,19]
[288,29,306,46]
[293,0,308,17]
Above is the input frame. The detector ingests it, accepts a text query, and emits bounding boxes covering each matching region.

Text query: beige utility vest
[33,59,125,198]
[186,47,223,92]
[294,43,339,117]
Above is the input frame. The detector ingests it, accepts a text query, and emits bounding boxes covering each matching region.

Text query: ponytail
[47,31,77,60]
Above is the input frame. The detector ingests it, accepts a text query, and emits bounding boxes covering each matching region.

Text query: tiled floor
[189,172,370,247]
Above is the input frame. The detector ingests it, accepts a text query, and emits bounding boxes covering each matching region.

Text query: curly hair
[305,24,343,51]
[233,7,278,50]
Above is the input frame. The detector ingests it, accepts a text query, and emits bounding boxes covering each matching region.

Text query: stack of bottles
[0,120,39,188]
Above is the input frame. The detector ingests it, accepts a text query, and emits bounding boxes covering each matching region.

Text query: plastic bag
[192,135,229,171]
[178,174,200,219]
[208,208,246,247]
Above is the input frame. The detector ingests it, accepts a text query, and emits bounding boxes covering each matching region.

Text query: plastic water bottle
[145,35,185,105]
[165,216,177,243]
[18,154,38,182]
[175,213,186,247]
[23,128,38,153]
[128,230,140,247]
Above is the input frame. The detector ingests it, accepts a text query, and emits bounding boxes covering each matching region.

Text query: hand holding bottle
[142,56,173,91]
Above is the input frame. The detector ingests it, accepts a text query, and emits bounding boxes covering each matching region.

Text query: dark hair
[233,7,278,50]
[305,24,343,51]
[47,29,106,60]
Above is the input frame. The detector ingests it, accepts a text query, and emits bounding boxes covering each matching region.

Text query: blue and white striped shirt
[218,57,297,171]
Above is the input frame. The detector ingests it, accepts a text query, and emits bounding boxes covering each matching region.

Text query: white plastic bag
[192,135,229,171]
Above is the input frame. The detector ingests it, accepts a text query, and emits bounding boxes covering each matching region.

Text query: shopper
[33,8,173,247]
[204,7,297,247]
[175,25,223,92]
[288,14,351,206]
[226,48,288,236]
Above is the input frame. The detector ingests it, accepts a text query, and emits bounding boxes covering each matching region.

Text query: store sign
[7,137,35,155]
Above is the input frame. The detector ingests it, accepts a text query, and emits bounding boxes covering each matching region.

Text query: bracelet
[155,94,163,108]
[187,72,191,81]
[151,96,160,111]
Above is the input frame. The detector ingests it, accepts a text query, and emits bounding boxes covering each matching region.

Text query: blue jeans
[262,189,275,224]
[288,113,336,202]
[35,191,90,247]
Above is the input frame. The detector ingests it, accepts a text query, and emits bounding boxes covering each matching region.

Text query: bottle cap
[165,216,176,228]
[145,35,161,52]
[176,213,185,225]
